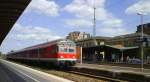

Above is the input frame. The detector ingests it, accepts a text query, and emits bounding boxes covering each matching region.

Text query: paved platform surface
[0,59,74,82]
[0,62,27,82]
[75,63,150,76]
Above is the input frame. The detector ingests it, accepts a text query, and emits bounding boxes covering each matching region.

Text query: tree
[0,52,2,58]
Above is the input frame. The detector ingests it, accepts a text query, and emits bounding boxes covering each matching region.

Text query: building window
[100,42,104,45]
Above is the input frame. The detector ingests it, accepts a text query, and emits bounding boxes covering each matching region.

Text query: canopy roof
[105,45,139,51]
[0,0,31,45]
[83,44,139,51]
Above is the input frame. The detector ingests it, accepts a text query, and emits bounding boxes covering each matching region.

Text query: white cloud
[0,24,61,53]
[65,19,93,28]
[12,24,61,40]
[102,19,123,28]
[98,27,130,37]
[98,18,130,37]
[64,0,109,20]
[26,0,59,16]
[126,0,150,14]
[64,0,125,36]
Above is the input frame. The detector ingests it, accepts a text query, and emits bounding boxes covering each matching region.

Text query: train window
[59,47,67,52]
[64,48,68,52]
[55,47,58,53]
[50,48,57,54]
[50,50,55,54]
[59,47,75,53]
[69,49,74,52]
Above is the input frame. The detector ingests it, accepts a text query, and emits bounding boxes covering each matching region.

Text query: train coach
[7,39,77,66]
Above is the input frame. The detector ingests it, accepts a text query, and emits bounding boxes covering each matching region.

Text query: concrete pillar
[93,50,97,63]
[121,50,124,62]
[100,52,105,62]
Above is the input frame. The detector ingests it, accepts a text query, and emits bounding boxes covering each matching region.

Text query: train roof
[7,39,75,54]
[24,39,62,50]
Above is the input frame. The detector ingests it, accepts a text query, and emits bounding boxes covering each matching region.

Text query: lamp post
[137,12,144,72]
[80,47,82,64]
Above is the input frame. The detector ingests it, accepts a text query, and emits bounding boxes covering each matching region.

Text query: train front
[57,39,76,66]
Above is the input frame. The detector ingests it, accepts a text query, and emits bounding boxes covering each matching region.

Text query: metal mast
[93,2,96,37]
[92,0,97,63]
[92,0,97,46]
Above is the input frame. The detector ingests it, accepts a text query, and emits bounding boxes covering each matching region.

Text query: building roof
[110,33,150,40]
[105,45,139,51]
[76,36,111,42]
[0,0,31,45]
[83,44,139,51]
[119,46,139,51]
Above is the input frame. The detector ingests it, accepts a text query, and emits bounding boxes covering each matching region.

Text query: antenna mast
[93,0,96,37]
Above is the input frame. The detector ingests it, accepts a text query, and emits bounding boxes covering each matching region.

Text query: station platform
[75,63,150,75]
[73,63,150,82]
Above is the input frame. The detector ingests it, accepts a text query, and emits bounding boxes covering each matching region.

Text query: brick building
[76,36,110,47]
[106,33,150,47]
[136,23,150,35]
[66,31,91,41]
[75,23,150,63]
[66,31,80,41]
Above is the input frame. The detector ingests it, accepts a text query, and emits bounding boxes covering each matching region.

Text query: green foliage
[0,52,5,59]
[0,52,1,57]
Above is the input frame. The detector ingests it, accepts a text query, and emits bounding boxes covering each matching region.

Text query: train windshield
[58,40,76,53]
[59,47,75,53]
[69,48,74,52]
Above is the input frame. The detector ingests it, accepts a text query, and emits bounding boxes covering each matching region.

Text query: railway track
[66,70,128,82]
[66,66,150,82]
[9,60,148,82]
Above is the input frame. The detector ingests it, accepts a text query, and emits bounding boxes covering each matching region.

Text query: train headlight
[73,56,75,58]
[60,56,63,58]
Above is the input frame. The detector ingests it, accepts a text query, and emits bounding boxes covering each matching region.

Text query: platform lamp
[137,12,146,72]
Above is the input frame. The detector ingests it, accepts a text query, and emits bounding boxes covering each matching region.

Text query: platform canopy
[0,0,31,45]
[83,45,139,50]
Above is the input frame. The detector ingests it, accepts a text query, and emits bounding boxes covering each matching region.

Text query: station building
[66,31,91,41]
[137,23,150,35]
[105,33,150,62]
[74,23,150,63]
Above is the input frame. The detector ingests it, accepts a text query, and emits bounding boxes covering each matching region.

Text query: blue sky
[1,0,150,53]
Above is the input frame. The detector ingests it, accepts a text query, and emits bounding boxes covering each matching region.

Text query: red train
[7,39,77,66]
